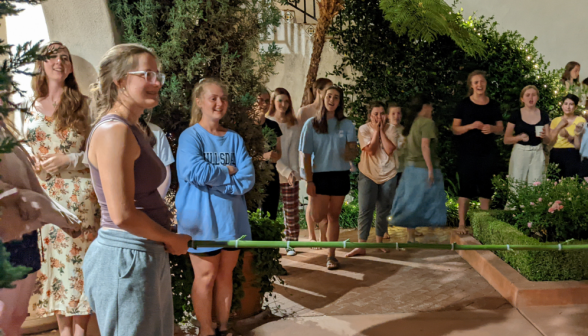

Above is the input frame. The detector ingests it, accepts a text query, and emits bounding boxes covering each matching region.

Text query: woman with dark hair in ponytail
[296,78,332,247]
[389,95,446,243]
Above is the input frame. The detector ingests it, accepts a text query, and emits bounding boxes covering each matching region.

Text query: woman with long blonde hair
[83,43,190,335]
[176,78,255,336]
[22,42,99,336]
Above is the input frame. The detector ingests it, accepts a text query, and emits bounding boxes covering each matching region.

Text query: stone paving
[33,226,588,336]
[270,226,510,318]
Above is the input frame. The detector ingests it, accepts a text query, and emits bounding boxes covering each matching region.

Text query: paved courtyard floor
[29,227,588,335]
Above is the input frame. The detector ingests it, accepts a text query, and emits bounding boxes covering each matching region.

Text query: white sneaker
[286,248,297,256]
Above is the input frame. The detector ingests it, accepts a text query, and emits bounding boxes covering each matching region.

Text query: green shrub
[329,1,565,185]
[492,174,588,242]
[470,211,588,281]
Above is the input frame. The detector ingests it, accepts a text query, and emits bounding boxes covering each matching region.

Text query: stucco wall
[41,0,117,95]
[264,21,353,110]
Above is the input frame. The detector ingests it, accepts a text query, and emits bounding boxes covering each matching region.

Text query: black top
[261,118,282,172]
[507,109,550,146]
[261,118,282,151]
[454,97,503,156]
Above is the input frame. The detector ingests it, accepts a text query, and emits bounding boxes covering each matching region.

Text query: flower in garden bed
[533,181,541,186]
[528,222,532,228]
[548,200,563,213]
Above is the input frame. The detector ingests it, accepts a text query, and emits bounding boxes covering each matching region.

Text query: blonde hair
[189,78,228,126]
[466,70,487,96]
[89,43,159,125]
[520,85,540,100]
[32,41,90,138]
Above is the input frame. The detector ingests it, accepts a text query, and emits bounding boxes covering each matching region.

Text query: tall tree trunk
[300,0,344,108]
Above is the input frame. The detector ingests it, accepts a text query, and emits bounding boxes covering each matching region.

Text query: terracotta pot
[232,251,262,319]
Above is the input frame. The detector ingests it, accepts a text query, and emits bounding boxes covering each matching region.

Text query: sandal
[326,256,339,270]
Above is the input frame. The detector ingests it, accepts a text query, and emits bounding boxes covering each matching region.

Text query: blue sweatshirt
[176,124,255,253]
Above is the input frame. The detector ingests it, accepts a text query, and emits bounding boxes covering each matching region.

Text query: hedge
[469,211,588,281]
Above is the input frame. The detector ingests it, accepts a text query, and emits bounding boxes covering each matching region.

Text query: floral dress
[23,106,100,317]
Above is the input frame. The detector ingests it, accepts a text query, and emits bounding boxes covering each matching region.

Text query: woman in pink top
[346,101,398,257]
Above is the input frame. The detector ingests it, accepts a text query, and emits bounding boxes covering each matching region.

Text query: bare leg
[456,197,470,235]
[376,235,389,253]
[0,272,37,336]
[326,196,345,259]
[72,315,91,336]
[479,197,491,211]
[406,228,416,243]
[309,193,329,248]
[345,239,366,257]
[57,315,73,336]
[189,253,220,336]
[306,203,316,239]
[215,250,240,333]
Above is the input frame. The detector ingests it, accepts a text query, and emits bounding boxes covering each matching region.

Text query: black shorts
[5,231,40,278]
[457,155,495,200]
[551,148,581,178]
[191,248,239,257]
[579,158,588,179]
[313,171,350,196]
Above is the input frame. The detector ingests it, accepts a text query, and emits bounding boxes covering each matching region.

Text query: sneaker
[286,248,297,256]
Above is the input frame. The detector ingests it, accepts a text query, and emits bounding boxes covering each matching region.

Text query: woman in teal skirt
[389,95,447,242]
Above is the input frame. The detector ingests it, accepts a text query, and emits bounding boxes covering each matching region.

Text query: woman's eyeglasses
[128,71,166,85]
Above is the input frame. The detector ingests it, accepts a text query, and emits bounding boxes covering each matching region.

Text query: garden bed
[451,211,588,307]
[470,211,588,281]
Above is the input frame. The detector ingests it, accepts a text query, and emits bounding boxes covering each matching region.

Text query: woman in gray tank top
[82,44,191,336]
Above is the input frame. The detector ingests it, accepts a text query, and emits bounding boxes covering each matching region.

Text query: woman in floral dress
[23,42,99,336]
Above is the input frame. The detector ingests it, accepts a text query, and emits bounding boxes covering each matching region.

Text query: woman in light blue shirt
[299,86,357,270]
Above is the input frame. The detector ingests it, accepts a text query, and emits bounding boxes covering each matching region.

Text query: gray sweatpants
[83,229,173,336]
[357,172,398,240]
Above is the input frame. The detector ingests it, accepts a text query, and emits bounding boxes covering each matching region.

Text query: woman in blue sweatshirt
[176,78,255,336]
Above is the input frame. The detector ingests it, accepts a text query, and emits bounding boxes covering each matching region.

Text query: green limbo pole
[191,237,588,252]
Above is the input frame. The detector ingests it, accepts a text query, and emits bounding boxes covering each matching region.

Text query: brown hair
[32,42,90,138]
[303,78,332,106]
[312,86,345,134]
[402,94,432,137]
[366,101,385,121]
[90,43,159,125]
[189,78,228,126]
[562,61,580,83]
[520,85,540,100]
[466,70,487,96]
[267,87,297,127]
